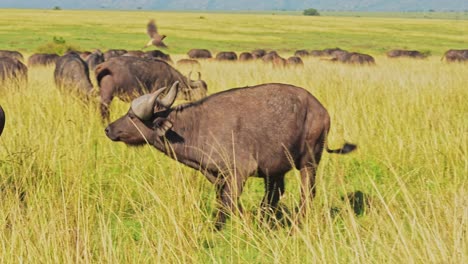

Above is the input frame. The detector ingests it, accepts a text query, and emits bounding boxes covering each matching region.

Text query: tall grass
[0,55,466,262]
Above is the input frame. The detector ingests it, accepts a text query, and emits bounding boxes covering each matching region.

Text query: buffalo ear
[153,117,173,136]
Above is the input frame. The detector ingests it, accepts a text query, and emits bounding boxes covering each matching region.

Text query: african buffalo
[331,52,375,65]
[0,50,24,61]
[143,50,172,63]
[105,82,357,230]
[176,59,201,68]
[124,50,145,57]
[239,52,254,61]
[287,56,304,67]
[187,49,212,59]
[251,49,266,59]
[294,50,310,57]
[27,53,60,67]
[387,50,426,59]
[0,56,28,84]
[0,105,4,137]
[442,49,468,62]
[95,56,207,120]
[54,53,93,96]
[324,48,347,57]
[86,50,105,71]
[80,51,92,61]
[215,51,237,61]
[104,49,128,61]
[310,50,325,57]
[262,51,286,67]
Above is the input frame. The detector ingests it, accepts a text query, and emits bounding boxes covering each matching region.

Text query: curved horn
[157,81,179,108]
[187,71,193,81]
[131,87,167,120]
[197,71,201,81]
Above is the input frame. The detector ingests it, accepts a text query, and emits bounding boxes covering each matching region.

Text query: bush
[52,6,61,10]
[303,8,320,16]
[35,37,80,55]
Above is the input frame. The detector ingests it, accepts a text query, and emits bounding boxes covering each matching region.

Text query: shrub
[303,8,320,16]
[52,6,61,10]
[35,37,80,55]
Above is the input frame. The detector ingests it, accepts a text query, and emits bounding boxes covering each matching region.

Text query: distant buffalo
[0,56,28,84]
[104,49,127,61]
[0,50,24,61]
[176,59,201,68]
[239,52,254,61]
[442,49,468,62]
[262,51,286,67]
[27,53,60,67]
[95,56,207,120]
[310,50,325,57]
[324,48,347,57]
[86,50,105,71]
[54,53,93,96]
[124,50,145,57]
[187,49,212,59]
[251,49,266,59]
[216,51,237,61]
[261,51,281,62]
[387,50,426,59]
[105,82,357,230]
[287,56,304,67]
[294,50,310,57]
[143,50,172,63]
[331,52,375,65]
[0,105,4,137]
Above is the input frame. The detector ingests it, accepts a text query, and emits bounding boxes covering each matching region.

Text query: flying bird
[144,19,167,49]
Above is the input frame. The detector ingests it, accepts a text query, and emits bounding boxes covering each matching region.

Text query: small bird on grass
[144,19,167,49]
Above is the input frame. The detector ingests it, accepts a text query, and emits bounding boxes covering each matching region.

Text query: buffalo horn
[197,72,201,80]
[157,81,179,108]
[187,71,193,80]
[131,87,167,120]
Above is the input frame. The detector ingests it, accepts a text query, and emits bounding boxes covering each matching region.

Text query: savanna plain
[0,9,467,263]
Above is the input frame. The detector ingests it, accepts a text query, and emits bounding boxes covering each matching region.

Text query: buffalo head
[105,81,179,145]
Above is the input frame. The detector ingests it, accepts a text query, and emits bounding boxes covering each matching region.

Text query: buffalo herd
[0,45,466,230]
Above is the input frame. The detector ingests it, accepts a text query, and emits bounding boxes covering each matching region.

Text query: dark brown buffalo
[287,56,304,67]
[0,105,4,137]
[187,49,212,59]
[251,49,266,59]
[0,50,24,61]
[80,51,92,61]
[331,52,375,65]
[239,52,254,61]
[294,50,310,57]
[442,49,468,62]
[104,49,128,61]
[95,56,207,120]
[215,51,237,61]
[310,50,325,57]
[387,50,426,59]
[54,53,93,96]
[0,56,28,84]
[324,48,347,56]
[105,82,356,230]
[176,59,201,67]
[86,50,105,71]
[124,50,145,57]
[262,51,286,67]
[27,53,60,67]
[262,51,281,62]
[143,50,172,63]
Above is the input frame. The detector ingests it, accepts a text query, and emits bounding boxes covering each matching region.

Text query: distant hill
[1,0,467,11]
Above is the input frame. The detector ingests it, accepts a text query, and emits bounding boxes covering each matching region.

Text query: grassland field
[0,9,467,263]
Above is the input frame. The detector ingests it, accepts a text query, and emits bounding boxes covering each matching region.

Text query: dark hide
[105,83,357,229]
[0,50,24,61]
[143,50,172,63]
[54,53,93,96]
[331,52,375,65]
[187,49,212,59]
[239,52,254,61]
[251,49,266,59]
[95,56,207,120]
[215,51,238,61]
[86,50,105,71]
[387,50,426,59]
[28,53,60,67]
[0,105,4,137]
[442,49,468,62]
[0,56,28,84]
[287,56,304,67]
[104,49,128,61]
[294,50,310,57]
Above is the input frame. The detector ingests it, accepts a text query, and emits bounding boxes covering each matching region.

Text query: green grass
[0,9,467,55]
[0,9,467,263]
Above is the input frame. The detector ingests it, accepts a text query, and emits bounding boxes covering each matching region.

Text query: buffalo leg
[99,75,115,121]
[214,176,244,230]
[260,174,285,215]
